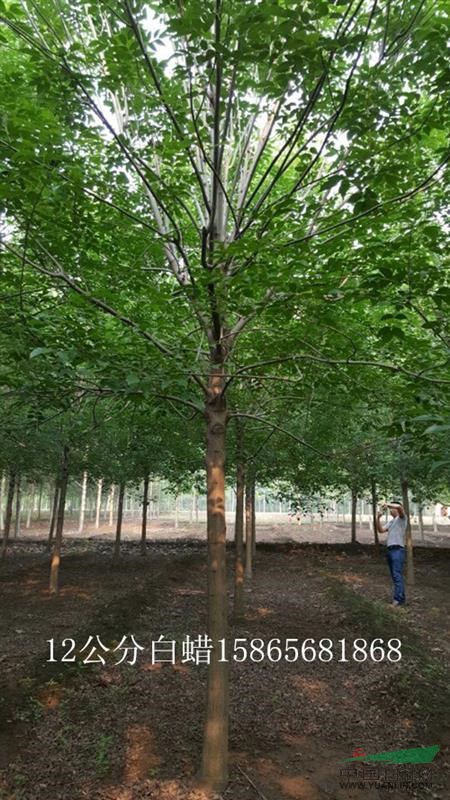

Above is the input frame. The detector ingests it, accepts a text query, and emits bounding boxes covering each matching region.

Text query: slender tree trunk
[351,485,357,544]
[109,484,115,526]
[113,482,125,563]
[251,479,256,558]
[37,481,43,521]
[175,494,179,529]
[141,474,149,556]
[13,475,21,539]
[1,473,16,560]
[156,481,161,518]
[26,482,35,529]
[359,498,364,530]
[233,463,245,620]
[95,478,103,529]
[433,507,438,533]
[0,472,5,531]
[418,504,425,543]
[149,480,153,520]
[201,370,229,791]
[371,478,379,548]
[193,486,199,522]
[78,470,88,534]
[401,477,414,585]
[244,481,252,579]
[49,447,69,594]
[47,480,59,550]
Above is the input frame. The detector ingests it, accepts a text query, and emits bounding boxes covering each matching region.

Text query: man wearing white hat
[376,501,407,606]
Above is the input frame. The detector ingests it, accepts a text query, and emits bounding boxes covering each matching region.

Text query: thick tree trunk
[351,485,357,544]
[47,480,59,550]
[78,470,88,534]
[371,478,379,548]
[244,481,252,579]
[26,482,35,529]
[49,447,69,594]
[113,482,125,563]
[1,472,16,560]
[418,504,425,543]
[251,480,256,558]
[233,463,245,620]
[201,370,229,791]
[141,474,149,556]
[95,478,103,529]
[401,478,414,586]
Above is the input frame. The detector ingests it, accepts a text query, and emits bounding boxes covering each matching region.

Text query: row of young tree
[1,0,449,790]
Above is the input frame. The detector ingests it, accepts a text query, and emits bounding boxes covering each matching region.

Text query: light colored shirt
[386,514,408,547]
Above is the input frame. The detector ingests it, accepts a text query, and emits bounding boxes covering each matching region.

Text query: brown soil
[0,535,449,800]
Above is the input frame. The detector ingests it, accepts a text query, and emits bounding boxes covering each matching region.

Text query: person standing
[376,501,407,606]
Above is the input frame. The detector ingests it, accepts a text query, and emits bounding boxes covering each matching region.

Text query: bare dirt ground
[0,531,449,800]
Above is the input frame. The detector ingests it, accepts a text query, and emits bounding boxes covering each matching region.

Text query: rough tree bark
[233,462,245,620]
[49,447,69,594]
[141,474,149,556]
[200,369,229,791]
[113,482,125,563]
[401,477,414,586]
[1,472,16,560]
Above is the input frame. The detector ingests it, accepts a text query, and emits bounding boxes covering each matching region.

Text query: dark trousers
[387,546,406,604]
